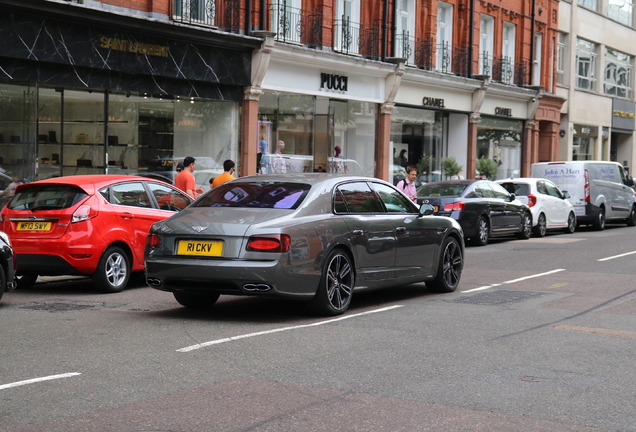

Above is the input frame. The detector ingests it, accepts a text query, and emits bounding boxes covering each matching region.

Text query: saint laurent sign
[99,37,169,58]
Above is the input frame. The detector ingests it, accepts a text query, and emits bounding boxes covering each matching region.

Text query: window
[533,32,543,86]
[576,38,597,91]
[370,182,415,213]
[173,0,212,25]
[196,182,310,209]
[271,0,303,43]
[110,182,152,208]
[578,0,598,11]
[607,0,633,26]
[557,33,568,85]
[479,15,495,76]
[334,0,361,54]
[437,2,453,72]
[395,0,415,63]
[336,182,384,213]
[146,182,191,211]
[502,22,516,84]
[604,48,632,98]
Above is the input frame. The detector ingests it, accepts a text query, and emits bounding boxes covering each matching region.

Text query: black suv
[0,230,16,298]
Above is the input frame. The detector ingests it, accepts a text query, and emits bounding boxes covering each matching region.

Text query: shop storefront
[0,4,259,190]
[476,117,524,179]
[572,124,598,161]
[257,54,390,178]
[611,98,635,172]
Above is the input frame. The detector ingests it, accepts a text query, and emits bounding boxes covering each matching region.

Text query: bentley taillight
[246,235,291,252]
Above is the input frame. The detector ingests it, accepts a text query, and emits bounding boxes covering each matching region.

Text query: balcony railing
[269,3,323,47]
[172,0,242,33]
[334,17,381,60]
[481,53,528,86]
[397,36,470,77]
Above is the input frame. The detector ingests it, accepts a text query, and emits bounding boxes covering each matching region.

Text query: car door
[335,181,397,283]
[542,180,568,226]
[489,182,521,229]
[103,181,170,266]
[369,182,439,278]
[475,182,506,230]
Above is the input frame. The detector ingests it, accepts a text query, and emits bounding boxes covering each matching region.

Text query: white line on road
[598,250,636,262]
[0,372,81,391]
[177,305,404,353]
[461,269,566,293]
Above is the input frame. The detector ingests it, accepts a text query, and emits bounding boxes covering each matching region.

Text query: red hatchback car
[0,175,192,292]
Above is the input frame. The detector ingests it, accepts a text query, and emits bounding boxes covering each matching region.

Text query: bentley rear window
[195,182,310,209]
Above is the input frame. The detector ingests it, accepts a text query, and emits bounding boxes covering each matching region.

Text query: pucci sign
[320,73,348,92]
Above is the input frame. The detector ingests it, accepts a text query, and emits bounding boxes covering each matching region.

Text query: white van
[531,161,636,230]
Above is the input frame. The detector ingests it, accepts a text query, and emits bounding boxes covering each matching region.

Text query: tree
[476,157,499,179]
[440,156,463,179]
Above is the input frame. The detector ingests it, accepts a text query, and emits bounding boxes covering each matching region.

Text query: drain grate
[449,289,547,306]
[18,300,111,313]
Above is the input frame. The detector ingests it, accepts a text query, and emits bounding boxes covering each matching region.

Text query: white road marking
[598,250,636,262]
[0,372,81,391]
[177,305,404,353]
[461,269,566,293]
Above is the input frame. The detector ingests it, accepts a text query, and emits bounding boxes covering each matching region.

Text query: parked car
[145,174,465,316]
[416,179,532,246]
[0,230,16,299]
[0,175,193,292]
[496,178,577,237]
[531,161,636,230]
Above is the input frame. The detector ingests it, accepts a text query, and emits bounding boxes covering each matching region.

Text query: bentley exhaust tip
[243,283,272,292]
[146,277,162,287]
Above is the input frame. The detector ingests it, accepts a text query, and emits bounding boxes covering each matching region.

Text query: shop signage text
[320,73,348,92]
[495,107,513,117]
[99,36,169,58]
[613,110,635,119]
[422,97,445,108]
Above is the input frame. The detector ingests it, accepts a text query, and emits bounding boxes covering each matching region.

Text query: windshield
[195,182,311,209]
[417,183,468,198]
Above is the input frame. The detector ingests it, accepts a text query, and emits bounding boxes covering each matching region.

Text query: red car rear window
[8,185,88,211]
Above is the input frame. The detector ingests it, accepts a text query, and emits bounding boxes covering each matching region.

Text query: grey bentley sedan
[144,174,464,316]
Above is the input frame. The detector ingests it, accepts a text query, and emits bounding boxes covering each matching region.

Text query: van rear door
[531,162,586,216]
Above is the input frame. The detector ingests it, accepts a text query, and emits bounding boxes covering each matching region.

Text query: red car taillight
[246,235,291,252]
[527,194,537,207]
[584,169,590,202]
[443,202,465,212]
[71,196,99,223]
[146,233,161,247]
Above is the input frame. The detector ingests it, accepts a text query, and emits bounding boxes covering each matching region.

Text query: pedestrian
[398,149,408,168]
[397,166,418,202]
[0,176,22,198]
[257,140,271,174]
[175,156,204,199]
[212,159,236,188]
[271,140,287,173]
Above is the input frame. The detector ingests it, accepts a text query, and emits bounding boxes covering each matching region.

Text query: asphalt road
[1,224,635,431]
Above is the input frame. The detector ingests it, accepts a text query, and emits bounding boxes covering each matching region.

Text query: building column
[523,120,539,176]
[376,103,393,182]
[467,113,480,179]
[241,87,262,176]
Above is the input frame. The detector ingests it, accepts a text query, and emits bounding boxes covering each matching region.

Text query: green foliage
[416,154,436,175]
[476,157,499,179]
[440,156,463,178]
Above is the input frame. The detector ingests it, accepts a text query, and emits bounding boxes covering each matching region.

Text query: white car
[496,177,577,237]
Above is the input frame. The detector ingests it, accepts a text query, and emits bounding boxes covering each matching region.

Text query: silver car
[144,174,464,316]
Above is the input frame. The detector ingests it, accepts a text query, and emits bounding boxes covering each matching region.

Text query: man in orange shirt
[175,156,204,199]
[211,159,236,188]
